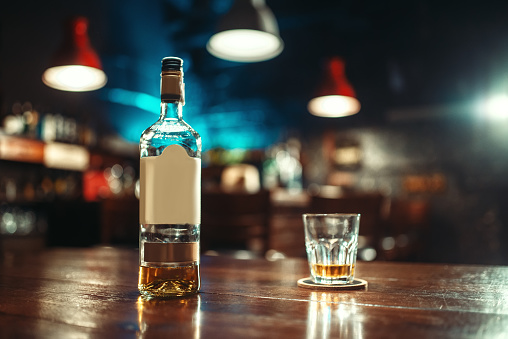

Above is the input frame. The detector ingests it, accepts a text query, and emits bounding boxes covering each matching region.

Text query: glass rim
[303,213,361,218]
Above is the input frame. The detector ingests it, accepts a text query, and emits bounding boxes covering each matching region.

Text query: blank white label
[140,145,200,225]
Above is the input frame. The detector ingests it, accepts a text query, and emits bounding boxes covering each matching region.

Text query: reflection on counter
[307,292,362,339]
[137,295,201,338]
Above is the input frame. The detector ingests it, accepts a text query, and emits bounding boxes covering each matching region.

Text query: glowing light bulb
[484,95,508,120]
[307,95,361,118]
[42,65,107,92]
[207,29,283,62]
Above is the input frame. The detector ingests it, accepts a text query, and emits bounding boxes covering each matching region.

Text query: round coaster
[297,277,368,290]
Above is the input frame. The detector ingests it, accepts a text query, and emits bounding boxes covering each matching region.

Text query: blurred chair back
[387,198,430,235]
[201,189,271,256]
[384,198,430,260]
[100,198,139,246]
[309,192,386,252]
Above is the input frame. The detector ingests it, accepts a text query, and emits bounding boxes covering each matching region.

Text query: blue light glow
[104,90,281,150]
[107,88,159,113]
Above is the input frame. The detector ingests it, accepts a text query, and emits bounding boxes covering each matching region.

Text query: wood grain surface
[1,247,507,338]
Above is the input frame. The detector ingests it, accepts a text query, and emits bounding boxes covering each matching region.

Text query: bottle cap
[160,57,184,103]
[162,57,183,71]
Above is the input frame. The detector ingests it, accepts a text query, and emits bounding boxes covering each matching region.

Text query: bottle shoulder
[142,119,199,135]
[140,119,201,158]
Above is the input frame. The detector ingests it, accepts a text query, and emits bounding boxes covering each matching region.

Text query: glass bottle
[138,57,201,298]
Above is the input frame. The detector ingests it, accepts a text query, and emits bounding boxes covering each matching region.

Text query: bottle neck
[160,70,184,121]
[160,100,183,121]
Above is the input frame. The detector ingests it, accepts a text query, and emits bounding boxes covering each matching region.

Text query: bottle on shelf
[138,57,202,298]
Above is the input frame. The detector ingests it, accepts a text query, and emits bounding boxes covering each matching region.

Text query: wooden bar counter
[1,247,507,338]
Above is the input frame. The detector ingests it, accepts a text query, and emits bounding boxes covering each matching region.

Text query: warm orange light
[44,142,90,171]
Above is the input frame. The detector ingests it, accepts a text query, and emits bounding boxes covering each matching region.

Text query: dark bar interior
[2,1,508,265]
[2,1,508,336]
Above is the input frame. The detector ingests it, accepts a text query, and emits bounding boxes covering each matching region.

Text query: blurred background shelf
[2,0,508,265]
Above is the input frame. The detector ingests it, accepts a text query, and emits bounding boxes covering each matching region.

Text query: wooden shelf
[0,135,89,171]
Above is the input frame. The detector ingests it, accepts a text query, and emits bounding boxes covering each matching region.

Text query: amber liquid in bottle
[138,263,200,297]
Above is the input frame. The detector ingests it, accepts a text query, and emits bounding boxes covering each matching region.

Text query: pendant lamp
[42,17,107,92]
[206,0,284,63]
[307,57,360,117]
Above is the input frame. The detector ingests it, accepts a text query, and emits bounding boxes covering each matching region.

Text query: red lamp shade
[307,57,360,117]
[42,17,107,92]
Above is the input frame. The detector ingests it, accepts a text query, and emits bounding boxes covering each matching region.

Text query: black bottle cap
[161,57,183,71]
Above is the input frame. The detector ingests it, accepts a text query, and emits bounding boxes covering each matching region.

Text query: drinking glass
[303,213,360,284]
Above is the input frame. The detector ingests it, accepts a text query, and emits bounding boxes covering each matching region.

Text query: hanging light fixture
[42,17,107,92]
[206,0,284,63]
[307,57,361,118]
